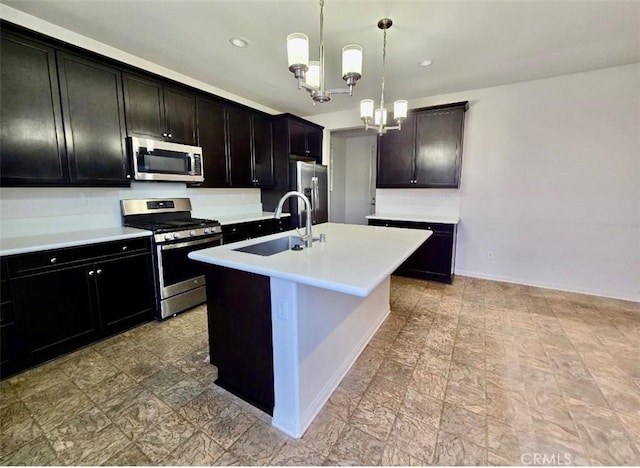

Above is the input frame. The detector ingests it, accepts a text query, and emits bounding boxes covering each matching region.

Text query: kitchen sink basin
[233,236,306,256]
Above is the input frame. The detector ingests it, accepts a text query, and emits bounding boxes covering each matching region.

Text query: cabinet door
[123,74,165,140]
[399,231,454,281]
[414,107,464,188]
[164,86,197,145]
[57,52,129,186]
[306,126,323,162]
[196,97,229,187]
[12,264,98,366]
[252,114,274,187]
[376,113,416,187]
[227,108,253,186]
[288,120,307,156]
[206,266,274,414]
[0,32,68,186]
[95,253,154,337]
[1,260,21,378]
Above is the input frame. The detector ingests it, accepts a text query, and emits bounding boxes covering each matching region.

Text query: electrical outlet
[81,193,91,205]
[276,298,289,320]
[487,250,495,261]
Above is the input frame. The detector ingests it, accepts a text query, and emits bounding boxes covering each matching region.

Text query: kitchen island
[188,222,430,438]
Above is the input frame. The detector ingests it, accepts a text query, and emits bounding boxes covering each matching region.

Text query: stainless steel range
[121,198,222,319]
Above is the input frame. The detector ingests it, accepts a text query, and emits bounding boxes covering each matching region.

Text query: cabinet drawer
[6,237,150,277]
[222,219,286,245]
[368,219,454,235]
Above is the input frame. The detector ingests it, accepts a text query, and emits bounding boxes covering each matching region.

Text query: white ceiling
[3,0,639,117]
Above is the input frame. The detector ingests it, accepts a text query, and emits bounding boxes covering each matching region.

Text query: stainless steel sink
[233,236,306,256]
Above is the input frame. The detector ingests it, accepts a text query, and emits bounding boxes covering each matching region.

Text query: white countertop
[0,227,153,257]
[216,212,291,226]
[189,222,430,297]
[366,213,460,224]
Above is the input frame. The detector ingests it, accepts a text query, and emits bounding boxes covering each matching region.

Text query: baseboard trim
[454,269,639,303]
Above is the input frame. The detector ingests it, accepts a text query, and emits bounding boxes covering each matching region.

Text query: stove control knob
[189,230,197,237]
[204,227,212,234]
[173,232,181,239]
[164,233,173,241]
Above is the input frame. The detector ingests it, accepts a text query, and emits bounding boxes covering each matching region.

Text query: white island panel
[271,277,391,438]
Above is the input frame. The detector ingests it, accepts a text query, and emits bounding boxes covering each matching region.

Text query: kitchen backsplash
[0,183,262,238]
[375,189,461,218]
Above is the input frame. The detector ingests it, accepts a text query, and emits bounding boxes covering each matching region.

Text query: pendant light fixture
[360,19,407,134]
[286,0,363,104]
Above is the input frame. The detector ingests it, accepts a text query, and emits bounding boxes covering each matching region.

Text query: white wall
[307,64,640,301]
[329,137,347,223]
[0,185,262,238]
[344,135,376,224]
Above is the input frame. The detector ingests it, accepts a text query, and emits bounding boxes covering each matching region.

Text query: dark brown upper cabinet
[194,97,273,188]
[275,114,324,162]
[57,52,129,185]
[0,30,130,187]
[196,97,229,187]
[228,108,254,186]
[377,102,468,188]
[123,73,197,145]
[252,113,274,187]
[0,31,67,186]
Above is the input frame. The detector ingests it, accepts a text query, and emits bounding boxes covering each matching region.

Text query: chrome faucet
[274,191,314,248]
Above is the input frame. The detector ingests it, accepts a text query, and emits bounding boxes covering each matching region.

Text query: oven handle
[160,236,222,251]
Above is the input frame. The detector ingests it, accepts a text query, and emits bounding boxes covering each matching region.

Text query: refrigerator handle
[311,177,318,224]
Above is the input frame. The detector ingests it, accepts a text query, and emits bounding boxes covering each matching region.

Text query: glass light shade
[360,99,374,119]
[342,44,363,76]
[307,61,320,89]
[374,108,388,126]
[286,33,309,67]
[393,100,408,120]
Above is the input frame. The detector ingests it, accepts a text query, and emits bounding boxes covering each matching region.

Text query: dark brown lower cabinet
[205,266,274,415]
[1,238,155,378]
[368,219,457,284]
[221,218,288,245]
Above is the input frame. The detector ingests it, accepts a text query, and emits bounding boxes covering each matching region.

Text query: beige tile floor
[1,275,639,466]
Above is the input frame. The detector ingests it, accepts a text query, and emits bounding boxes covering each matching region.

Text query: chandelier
[286,0,363,104]
[360,19,407,134]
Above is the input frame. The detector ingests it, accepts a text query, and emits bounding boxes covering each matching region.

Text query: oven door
[157,236,221,299]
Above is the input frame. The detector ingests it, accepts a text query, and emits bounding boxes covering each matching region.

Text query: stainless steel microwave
[128,137,204,183]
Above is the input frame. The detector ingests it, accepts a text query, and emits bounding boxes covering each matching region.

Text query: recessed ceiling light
[229,37,249,48]
[418,59,433,67]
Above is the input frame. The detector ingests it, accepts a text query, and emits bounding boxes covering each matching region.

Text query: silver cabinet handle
[96,269,102,275]
[89,270,95,276]
[50,257,57,264]
[122,245,128,251]
[167,133,172,138]
[311,176,319,224]
[162,132,168,137]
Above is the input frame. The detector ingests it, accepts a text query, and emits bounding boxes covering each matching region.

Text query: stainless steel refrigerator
[289,160,328,228]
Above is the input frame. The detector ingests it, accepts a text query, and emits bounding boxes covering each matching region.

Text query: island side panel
[270,276,391,438]
[204,265,275,415]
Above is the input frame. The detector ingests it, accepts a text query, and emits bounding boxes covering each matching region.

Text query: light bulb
[342,44,363,78]
[393,100,408,120]
[307,61,320,89]
[286,33,309,68]
[374,108,388,126]
[360,99,374,119]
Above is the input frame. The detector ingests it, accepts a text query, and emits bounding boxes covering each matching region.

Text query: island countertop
[188,222,430,297]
